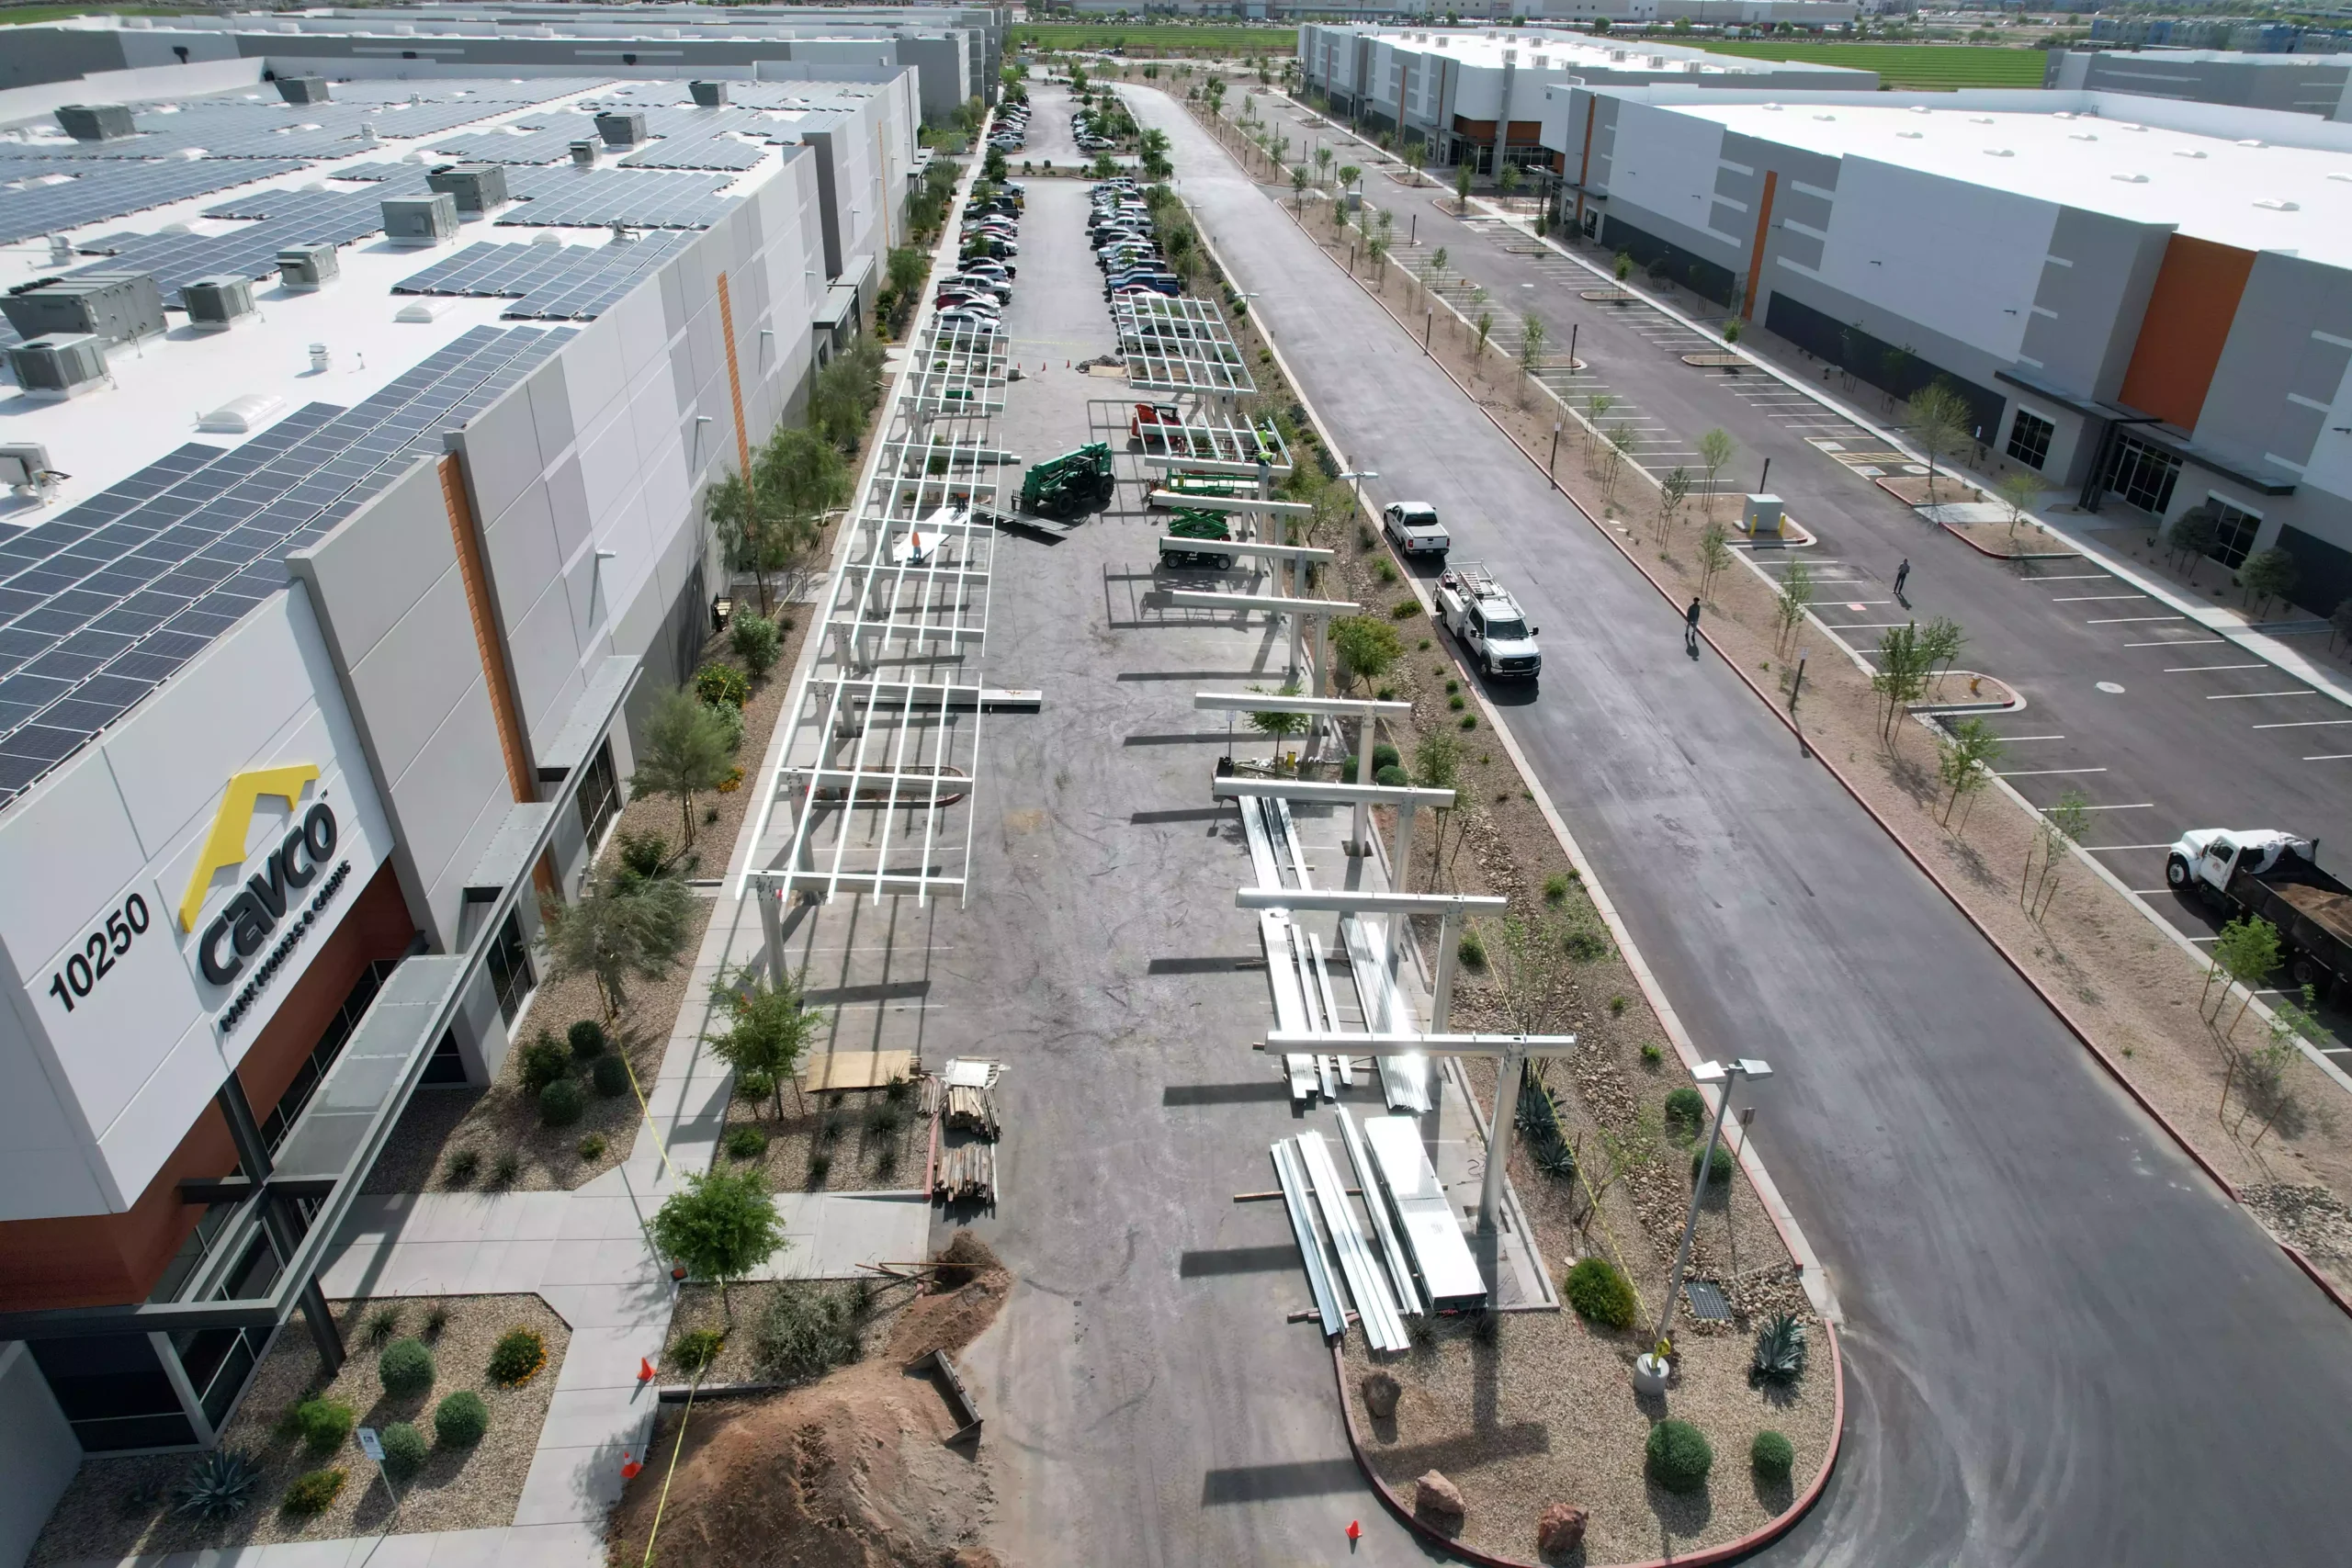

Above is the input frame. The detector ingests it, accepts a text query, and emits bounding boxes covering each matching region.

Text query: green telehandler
[1019,443,1115,518]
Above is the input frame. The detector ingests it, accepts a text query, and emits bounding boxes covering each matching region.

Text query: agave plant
[173,1450,261,1521]
[1752,1312,1808,1383]
[1515,1072,1578,1180]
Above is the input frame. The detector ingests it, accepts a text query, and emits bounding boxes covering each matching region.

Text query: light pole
[1637,1056,1772,1393]
[1547,423,1563,490]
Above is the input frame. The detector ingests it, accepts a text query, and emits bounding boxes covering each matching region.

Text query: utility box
[570,138,599,167]
[594,110,648,147]
[382,192,459,245]
[276,75,332,105]
[2,272,165,346]
[1741,493,1785,538]
[425,162,508,213]
[54,103,134,141]
[689,79,728,107]
[277,242,339,290]
[6,334,110,400]
[180,274,256,332]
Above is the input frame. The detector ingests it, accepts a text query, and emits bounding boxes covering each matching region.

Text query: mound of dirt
[606,1232,1011,1568]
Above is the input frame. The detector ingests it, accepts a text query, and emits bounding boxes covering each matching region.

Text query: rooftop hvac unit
[426,162,508,213]
[690,79,728,107]
[595,110,648,147]
[277,75,332,105]
[54,103,134,141]
[6,334,110,400]
[571,139,599,166]
[382,192,459,245]
[277,242,339,289]
[180,274,256,332]
[1,272,164,346]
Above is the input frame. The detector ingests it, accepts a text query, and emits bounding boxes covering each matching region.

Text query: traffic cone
[638,1357,655,1384]
[1347,1520,1362,1545]
[621,1450,642,1481]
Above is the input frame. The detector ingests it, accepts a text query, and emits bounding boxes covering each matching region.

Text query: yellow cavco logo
[177,764,321,933]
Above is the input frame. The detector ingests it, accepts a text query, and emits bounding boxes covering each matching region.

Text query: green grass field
[1015,22,1296,57]
[1690,40,2051,90]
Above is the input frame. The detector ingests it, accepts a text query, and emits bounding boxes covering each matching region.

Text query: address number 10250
[48,894,152,1013]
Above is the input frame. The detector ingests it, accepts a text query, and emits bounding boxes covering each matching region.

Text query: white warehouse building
[1296,24,1873,172]
[1542,83,2352,615]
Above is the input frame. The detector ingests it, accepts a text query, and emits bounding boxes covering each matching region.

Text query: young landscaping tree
[1696,427,1736,519]
[2022,787,2090,920]
[2166,502,2219,581]
[1314,144,1333,185]
[1905,381,1973,507]
[1697,521,1733,599]
[541,863,695,1020]
[1428,244,1448,296]
[1246,682,1306,767]
[709,965,822,1119]
[1870,622,1933,743]
[1339,163,1362,201]
[632,685,736,850]
[1721,317,1743,346]
[1613,250,1634,284]
[2209,914,2281,1042]
[1602,423,1638,507]
[1656,466,1693,547]
[729,613,780,683]
[1936,717,2004,831]
[2239,986,2320,1146]
[2239,546,2299,620]
[1517,312,1547,403]
[1365,232,1388,287]
[650,1167,785,1321]
[1454,160,1475,211]
[1582,390,1618,465]
[1772,558,1815,650]
[1497,161,1521,204]
[1475,309,1495,370]
[1482,911,1577,1036]
[1412,729,1465,890]
[1289,163,1309,208]
[1918,614,1966,689]
[706,466,787,617]
[755,426,847,600]
[1996,468,2041,547]
[1330,615,1404,694]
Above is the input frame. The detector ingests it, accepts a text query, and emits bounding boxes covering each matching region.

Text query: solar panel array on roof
[423,125,590,165]
[0,158,310,245]
[619,134,766,172]
[70,186,416,299]
[497,166,739,229]
[0,323,575,803]
[392,232,689,320]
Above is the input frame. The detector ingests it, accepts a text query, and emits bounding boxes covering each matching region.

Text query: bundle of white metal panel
[1236,791,1323,1100]
[1360,1112,1487,1312]
[1336,1108,1421,1316]
[1272,1138,1343,1338]
[1341,913,1431,1113]
[1296,1130,1411,1351]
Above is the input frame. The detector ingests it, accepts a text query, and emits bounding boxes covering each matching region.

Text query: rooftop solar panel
[392,232,689,319]
[0,325,576,805]
[619,134,767,172]
[496,165,739,230]
[0,158,310,245]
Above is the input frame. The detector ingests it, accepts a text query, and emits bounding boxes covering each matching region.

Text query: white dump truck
[1434,561,1541,680]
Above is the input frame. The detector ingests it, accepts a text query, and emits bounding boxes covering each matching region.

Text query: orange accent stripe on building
[437,454,535,805]
[2118,234,2256,432]
[716,271,752,479]
[1574,100,1597,229]
[1742,170,1778,322]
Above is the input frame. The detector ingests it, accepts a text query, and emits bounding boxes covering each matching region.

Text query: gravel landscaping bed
[30,1294,568,1563]
[656,1278,919,1389]
[719,1079,931,1193]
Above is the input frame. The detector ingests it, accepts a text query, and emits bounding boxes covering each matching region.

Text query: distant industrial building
[1542,83,2352,615]
[1298,24,1872,172]
[2046,48,2352,121]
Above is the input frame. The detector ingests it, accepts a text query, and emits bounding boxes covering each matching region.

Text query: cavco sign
[177,763,355,1034]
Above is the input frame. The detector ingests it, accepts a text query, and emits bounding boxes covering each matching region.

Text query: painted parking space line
[2307,752,2352,761]
[2255,718,2352,728]
[2126,637,2224,648]
[1996,767,2109,777]
[2075,802,2157,811]
[2163,663,2267,673]
[2052,594,2146,603]
[1826,621,1915,629]
[2088,615,2184,625]
[2206,690,2316,700]
[2036,573,2113,581]
[1991,733,2066,741]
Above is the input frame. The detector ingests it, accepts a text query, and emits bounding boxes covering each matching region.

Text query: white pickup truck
[1435,562,1542,680]
[1382,501,1450,558]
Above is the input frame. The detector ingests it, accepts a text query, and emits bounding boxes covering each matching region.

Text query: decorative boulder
[1414,1470,1465,1523]
[1363,1371,1401,1420]
[1537,1502,1589,1555]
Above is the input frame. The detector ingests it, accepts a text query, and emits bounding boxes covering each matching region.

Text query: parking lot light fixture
[1642,1057,1773,1390]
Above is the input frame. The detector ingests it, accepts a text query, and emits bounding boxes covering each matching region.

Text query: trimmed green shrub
[733,1067,773,1105]
[1457,928,1487,971]
[577,1133,607,1160]
[1543,874,1572,904]
[517,1033,570,1094]
[1663,1086,1706,1140]
[1751,1428,1794,1482]
[1647,1420,1713,1493]
[538,1077,585,1127]
[1374,764,1409,787]
[1563,1256,1637,1330]
[617,830,670,882]
[567,1020,607,1059]
[379,1422,428,1481]
[593,1053,632,1099]
[1563,922,1611,961]
[488,1326,547,1386]
[378,1338,435,1399]
[670,1327,725,1374]
[433,1391,489,1448]
[754,1283,862,1381]
[1691,1144,1734,1185]
[729,614,781,682]
[694,661,751,709]
[725,1125,769,1160]
[1640,1043,1665,1066]
[281,1469,345,1517]
[290,1395,355,1455]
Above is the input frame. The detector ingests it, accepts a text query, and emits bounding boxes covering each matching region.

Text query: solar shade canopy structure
[0,324,574,804]
[1114,294,1256,399]
[740,310,1010,930]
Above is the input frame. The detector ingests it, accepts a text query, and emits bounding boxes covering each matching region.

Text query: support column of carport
[1194,691,1411,855]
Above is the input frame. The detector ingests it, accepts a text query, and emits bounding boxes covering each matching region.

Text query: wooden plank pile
[935,1141,996,1202]
[922,1077,1001,1139]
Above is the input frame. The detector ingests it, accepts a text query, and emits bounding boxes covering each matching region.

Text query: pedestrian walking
[1894,558,1910,601]
[1684,595,1702,655]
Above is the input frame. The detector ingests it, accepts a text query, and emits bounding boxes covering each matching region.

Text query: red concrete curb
[1330,1319,1846,1568]
[1286,202,2352,1311]
[1936,519,2079,562]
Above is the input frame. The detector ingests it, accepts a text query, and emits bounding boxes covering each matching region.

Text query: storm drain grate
[1683,1280,1731,1322]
